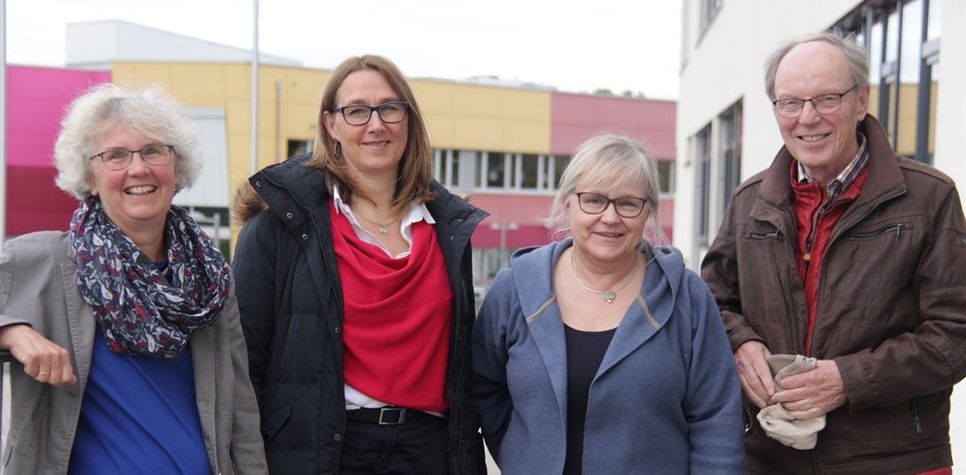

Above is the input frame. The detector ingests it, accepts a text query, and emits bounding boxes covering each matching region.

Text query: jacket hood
[506,238,688,317]
[232,154,326,226]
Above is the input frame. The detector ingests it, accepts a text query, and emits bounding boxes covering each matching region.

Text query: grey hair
[545,134,666,245]
[54,83,202,199]
[764,30,870,100]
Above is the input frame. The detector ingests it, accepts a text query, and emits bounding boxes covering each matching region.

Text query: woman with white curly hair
[0,84,267,474]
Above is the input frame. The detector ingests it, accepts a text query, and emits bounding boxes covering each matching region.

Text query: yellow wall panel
[410,79,551,153]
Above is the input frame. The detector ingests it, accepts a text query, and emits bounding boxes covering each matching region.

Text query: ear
[855,85,870,121]
[322,111,339,140]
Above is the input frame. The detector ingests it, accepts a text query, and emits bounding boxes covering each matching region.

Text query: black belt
[346,407,411,425]
[345,407,440,426]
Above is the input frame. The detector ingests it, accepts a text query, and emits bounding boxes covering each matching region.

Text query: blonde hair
[545,134,666,244]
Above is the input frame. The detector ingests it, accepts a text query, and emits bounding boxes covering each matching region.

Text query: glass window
[695,124,712,248]
[656,160,675,194]
[486,152,507,189]
[552,155,571,190]
[286,139,311,159]
[719,101,742,211]
[520,154,540,189]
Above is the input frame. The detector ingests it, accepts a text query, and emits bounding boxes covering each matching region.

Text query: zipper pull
[896,223,903,239]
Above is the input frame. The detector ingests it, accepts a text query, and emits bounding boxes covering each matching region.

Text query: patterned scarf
[68,198,231,358]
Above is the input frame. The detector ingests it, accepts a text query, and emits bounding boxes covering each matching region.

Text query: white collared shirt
[331,186,435,258]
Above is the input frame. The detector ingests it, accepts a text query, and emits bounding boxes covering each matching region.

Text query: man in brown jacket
[701,31,966,474]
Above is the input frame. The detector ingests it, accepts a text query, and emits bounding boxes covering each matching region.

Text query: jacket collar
[509,239,686,421]
[752,115,905,226]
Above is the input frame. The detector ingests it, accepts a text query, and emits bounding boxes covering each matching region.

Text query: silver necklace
[569,252,639,303]
[353,208,397,236]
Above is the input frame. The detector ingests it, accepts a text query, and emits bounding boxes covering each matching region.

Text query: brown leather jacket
[701,115,966,474]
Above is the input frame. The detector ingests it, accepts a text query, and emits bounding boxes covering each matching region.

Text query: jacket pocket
[747,229,783,240]
[262,404,293,446]
[847,221,913,240]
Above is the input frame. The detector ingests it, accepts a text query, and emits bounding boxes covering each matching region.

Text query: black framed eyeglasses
[772,84,857,118]
[89,144,175,171]
[575,192,648,218]
[335,101,409,126]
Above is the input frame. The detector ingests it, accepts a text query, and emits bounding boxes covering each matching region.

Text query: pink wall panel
[549,92,676,160]
[7,66,112,167]
[5,65,112,234]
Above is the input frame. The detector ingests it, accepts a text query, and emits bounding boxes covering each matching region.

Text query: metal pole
[0,0,7,244]
[249,0,260,174]
[275,79,281,163]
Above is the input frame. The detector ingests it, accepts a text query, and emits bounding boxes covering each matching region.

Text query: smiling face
[773,40,869,184]
[567,179,649,267]
[323,69,409,182]
[88,127,178,239]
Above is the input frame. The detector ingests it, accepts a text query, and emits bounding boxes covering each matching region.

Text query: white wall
[675,0,861,266]
[933,0,966,195]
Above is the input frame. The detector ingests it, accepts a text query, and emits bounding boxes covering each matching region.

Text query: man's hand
[772,359,846,419]
[734,340,776,408]
[0,324,77,387]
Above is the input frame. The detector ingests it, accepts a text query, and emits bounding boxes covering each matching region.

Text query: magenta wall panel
[549,92,676,161]
[5,65,111,234]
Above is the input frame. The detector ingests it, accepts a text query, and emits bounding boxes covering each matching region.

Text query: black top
[563,324,617,475]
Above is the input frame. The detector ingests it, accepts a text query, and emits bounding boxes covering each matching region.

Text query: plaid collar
[798,132,868,197]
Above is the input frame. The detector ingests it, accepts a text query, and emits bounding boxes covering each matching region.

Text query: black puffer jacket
[232,155,487,474]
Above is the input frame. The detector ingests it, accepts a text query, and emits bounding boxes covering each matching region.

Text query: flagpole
[0,0,8,244]
[249,0,259,174]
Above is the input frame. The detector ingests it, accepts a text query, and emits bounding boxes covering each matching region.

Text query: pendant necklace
[353,208,397,237]
[569,252,639,303]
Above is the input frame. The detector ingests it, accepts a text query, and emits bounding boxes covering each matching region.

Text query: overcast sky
[6,0,682,99]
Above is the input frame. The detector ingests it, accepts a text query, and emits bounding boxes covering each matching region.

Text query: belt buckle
[378,407,407,425]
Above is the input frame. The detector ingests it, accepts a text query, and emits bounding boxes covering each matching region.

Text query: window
[519,154,540,189]
[835,0,940,164]
[287,139,312,159]
[718,101,742,211]
[485,152,508,188]
[694,124,712,250]
[551,155,571,190]
[657,160,675,195]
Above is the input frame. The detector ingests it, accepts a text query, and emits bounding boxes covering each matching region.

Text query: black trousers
[340,409,449,475]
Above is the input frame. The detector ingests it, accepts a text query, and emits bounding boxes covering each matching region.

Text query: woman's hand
[0,324,77,386]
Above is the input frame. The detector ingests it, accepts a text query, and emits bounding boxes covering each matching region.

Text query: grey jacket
[0,231,267,475]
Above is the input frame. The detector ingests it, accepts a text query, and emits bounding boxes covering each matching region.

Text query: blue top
[68,324,210,475]
[472,239,744,475]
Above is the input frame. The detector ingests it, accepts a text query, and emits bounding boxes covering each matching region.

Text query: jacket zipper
[911,399,924,433]
[847,222,907,240]
[808,186,905,356]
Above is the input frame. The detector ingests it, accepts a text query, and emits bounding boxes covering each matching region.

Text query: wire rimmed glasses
[575,192,648,218]
[335,101,409,126]
[89,144,176,171]
[772,84,857,118]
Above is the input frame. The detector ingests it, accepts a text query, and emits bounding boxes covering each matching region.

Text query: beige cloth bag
[755,354,827,450]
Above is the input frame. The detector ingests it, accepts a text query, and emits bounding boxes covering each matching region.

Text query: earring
[334,142,342,159]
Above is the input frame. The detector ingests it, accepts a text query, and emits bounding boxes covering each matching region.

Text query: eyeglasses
[772,84,858,118]
[335,101,409,126]
[89,144,176,171]
[575,192,648,218]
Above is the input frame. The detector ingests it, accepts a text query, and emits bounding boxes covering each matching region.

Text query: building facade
[676,0,966,459]
[4,20,676,290]
[675,0,965,268]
